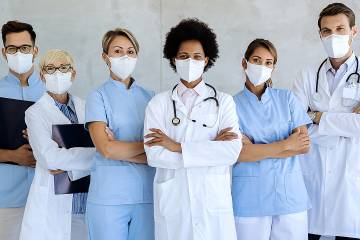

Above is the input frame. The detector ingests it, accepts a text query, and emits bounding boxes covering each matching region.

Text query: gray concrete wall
[0,0,359,100]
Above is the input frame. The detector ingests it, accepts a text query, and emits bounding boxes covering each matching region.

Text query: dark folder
[0,97,35,165]
[52,124,94,194]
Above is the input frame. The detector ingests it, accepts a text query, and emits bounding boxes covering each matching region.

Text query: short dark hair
[318,3,356,29]
[163,18,219,72]
[1,20,36,46]
[244,39,278,65]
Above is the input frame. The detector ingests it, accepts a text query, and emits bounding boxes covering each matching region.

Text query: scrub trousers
[86,203,154,240]
[0,207,24,240]
[235,211,308,240]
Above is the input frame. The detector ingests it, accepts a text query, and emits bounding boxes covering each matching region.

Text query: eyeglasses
[5,45,33,54]
[43,64,73,74]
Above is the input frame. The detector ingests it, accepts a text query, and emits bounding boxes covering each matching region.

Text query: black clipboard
[0,97,35,165]
[52,124,93,194]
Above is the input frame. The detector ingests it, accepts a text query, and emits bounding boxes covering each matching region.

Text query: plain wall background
[1,1,358,239]
[0,0,359,99]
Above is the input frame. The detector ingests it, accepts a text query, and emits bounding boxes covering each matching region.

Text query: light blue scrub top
[0,72,45,208]
[232,87,312,217]
[85,78,155,205]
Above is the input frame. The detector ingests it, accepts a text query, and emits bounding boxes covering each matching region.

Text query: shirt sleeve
[288,91,312,130]
[85,90,108,129]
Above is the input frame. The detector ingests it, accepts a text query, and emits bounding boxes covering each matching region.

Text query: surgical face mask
[44,71,72,94]
[108,55,137,80]
[6,52,33,74]
[245,61,272,86]
[321,34,351,58]
[175,58,205,83]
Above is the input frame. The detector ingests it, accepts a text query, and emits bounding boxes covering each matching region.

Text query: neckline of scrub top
[6,70,39,87]
[242,84,271,104]
[110,77,136,91]
[324,52,356,74]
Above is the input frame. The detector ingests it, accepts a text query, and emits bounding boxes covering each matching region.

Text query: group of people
[0,2,359,240]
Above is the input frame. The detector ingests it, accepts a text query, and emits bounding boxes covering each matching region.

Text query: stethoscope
[171,83,219,127]
[314,56,360,100]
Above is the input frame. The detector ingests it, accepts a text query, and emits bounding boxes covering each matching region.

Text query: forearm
[238,140,288,162]
[128,153,147,164]
[0,149,10,162]
[101,141,145,160]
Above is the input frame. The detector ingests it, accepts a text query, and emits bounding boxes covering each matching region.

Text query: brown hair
[244,38,278,64]
[102,28,139,54]
[2,20,36,46]
[318,3,355,29]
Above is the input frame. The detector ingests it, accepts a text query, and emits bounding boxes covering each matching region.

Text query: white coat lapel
[41,93,71,124]
[72,96,85,123]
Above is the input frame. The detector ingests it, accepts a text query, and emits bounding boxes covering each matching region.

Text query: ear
[102,52,110,67]
[71,69,77,81]
[204,57,209,67]
[33,46,39,58]
[242,58,247,70]
[352,25,358,38]
[2,48,6,61]
[39,71,45,82]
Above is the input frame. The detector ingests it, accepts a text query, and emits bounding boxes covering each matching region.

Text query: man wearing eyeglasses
[0,20,45,240]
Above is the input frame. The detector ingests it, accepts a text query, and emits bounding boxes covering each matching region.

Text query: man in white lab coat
[292,3,360,240]
[144,18,242,240]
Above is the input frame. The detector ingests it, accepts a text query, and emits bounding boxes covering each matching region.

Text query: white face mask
[245,61,273,86]
[6,52,33,74]
[44,71,73,94]
[175,58,205,83]
[321,34,351,58]
[108,55,137,80]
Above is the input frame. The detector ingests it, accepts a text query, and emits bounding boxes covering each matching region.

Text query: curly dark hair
[163,18,219,72]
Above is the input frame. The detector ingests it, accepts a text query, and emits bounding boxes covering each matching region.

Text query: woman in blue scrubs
[85,28,155,240]
[232,39,312,240]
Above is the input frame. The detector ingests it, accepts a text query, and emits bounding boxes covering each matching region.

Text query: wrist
[0,149,14,163]
[174,142,182,153]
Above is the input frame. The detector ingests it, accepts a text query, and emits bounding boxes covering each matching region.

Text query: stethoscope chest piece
[172,117,181,126]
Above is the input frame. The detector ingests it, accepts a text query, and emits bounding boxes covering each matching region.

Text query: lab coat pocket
[205,174,232,212]
[232,176,259,209]
[285,171,308,206]
[154,178,180,218]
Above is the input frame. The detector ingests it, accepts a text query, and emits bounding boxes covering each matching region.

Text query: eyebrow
[252,56,273,61]
[112,46,135,50]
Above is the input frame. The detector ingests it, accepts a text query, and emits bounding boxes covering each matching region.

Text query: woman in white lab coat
[144,18,242,240]
[292,3,360,239]
[19,49,94,240]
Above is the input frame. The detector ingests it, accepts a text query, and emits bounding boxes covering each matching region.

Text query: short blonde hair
[39,49,76,72]
[102,28,139,54]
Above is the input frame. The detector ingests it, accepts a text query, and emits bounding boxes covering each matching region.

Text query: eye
[128,50,135,55]
[266,61,273,66]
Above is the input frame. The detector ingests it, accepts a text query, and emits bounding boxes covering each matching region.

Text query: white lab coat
[19,93,95,240]
[292,58,360,238]
[144,85,242,240]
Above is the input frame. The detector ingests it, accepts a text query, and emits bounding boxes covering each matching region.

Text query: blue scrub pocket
[285,171,308,206]
[232,176,259,209]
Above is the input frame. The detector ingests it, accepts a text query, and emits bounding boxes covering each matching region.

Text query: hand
[214,127,238,141]
[241,134,253,145]
[49,170,65,175]
[285,128,310,152]
[144,128,181,153]
[22,129,29,141]
[9,144,36,167]
[352,102,360,114]
[313,112,323,125]
[105,127,115,141]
